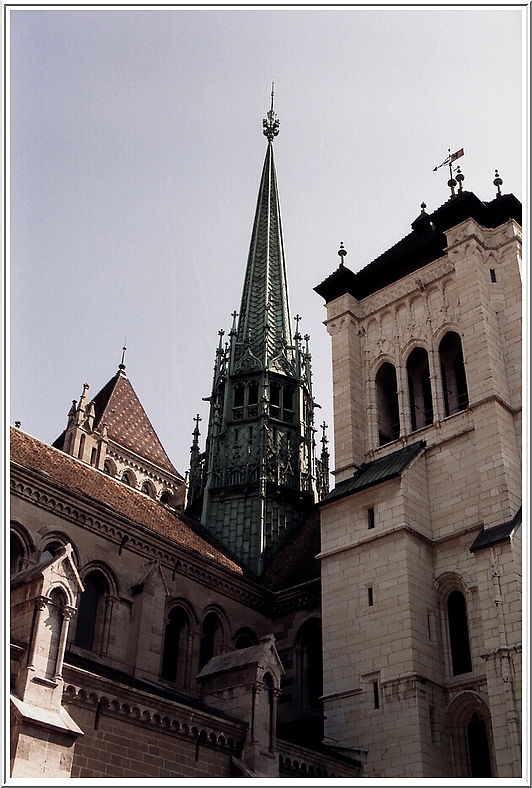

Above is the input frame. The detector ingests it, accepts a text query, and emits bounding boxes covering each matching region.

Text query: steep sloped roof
[235,137,292,368]
[55,372,181,478]
[11,427,244,576]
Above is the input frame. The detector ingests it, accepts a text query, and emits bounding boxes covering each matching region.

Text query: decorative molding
[62,666,246,753]
[11,464,320,616]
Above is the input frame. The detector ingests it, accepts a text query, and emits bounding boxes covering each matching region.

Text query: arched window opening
[283,386,294,421]
[298,619,323,712]
[161,607,189,684]
[141,481,155,498]
[40,541,62,563]
[467,712,492,777]
[233,383,245,408]
[439,332,469,416]
[407,347,433,431]
[248,380,259,405]
[77,433,85,460]
[199,613,223,670]
[447,590,472,675]
[376,363,400,445]
[103,460,115,477]
[74,572,107,652]
[234,628,258,650]
[121,471,135,487]
[270,382,281,418]
[160,490,171,505]
[10,533,24,575]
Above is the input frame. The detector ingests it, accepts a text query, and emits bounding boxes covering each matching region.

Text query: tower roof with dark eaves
[315,191,521,303]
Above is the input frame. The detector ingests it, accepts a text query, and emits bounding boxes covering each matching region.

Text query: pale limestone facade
[317,196,522,777]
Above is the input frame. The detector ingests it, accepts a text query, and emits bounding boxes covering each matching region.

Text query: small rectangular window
[373,681,380,709]
[490,268,497,282]
[367,508,375,529]
[368,587,374,607]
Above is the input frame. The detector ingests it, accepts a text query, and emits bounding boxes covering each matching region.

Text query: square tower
[315,188,522,778]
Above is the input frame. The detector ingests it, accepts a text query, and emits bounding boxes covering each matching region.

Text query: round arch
[234,626,259,650]
[103,458,117,477]
[140,479,157,498]
[10,522,34,574]
[120,469,137,488]
[446,692,495,777]
[37,531,80,566]
[79,560,119,598]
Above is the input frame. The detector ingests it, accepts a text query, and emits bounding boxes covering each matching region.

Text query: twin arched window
[376,332,468,446]
[233,380,259,418]
[270,382,295,422]
[161,608,227,684]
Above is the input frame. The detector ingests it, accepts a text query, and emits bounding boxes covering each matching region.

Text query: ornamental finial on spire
[263,82,279,141]
[118,338,127,374]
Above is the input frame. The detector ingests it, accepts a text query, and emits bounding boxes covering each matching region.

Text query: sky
[8,5,526,479]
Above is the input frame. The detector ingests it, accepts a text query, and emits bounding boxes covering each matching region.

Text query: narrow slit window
[373,681,380,709]
[490,268,497,283]
[368,587,374,607]
[367,508,375,529]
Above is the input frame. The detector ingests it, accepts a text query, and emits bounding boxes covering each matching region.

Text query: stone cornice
[62,663,246,752]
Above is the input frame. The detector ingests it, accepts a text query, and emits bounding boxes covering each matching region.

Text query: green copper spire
[234,88,292,373]
[186,98,329,575]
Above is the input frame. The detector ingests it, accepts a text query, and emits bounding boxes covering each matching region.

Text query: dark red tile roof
[10,427,243,576]
[93,373,181,477]
[54,372,181,478]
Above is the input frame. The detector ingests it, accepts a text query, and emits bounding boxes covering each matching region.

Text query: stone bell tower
[186,92,329,574]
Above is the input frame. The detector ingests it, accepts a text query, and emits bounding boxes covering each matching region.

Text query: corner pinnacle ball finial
[338,242,347,267]
[263,82,279,141]
[494,169,503,197]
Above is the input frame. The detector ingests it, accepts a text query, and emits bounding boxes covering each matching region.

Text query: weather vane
[433,148,465,196]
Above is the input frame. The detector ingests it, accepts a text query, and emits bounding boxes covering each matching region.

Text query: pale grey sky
[9,6,525,477]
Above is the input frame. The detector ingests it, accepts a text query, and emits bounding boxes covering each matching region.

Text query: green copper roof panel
[322,440,426,504]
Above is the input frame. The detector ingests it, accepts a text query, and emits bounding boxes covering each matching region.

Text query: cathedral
[9,99,522,780]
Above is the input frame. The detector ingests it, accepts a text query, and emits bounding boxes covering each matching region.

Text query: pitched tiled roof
[261,510,321,592]
[10,427,243,576]
[469,508,522,552]
[55,372,181,478]
[322,441,426,504]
